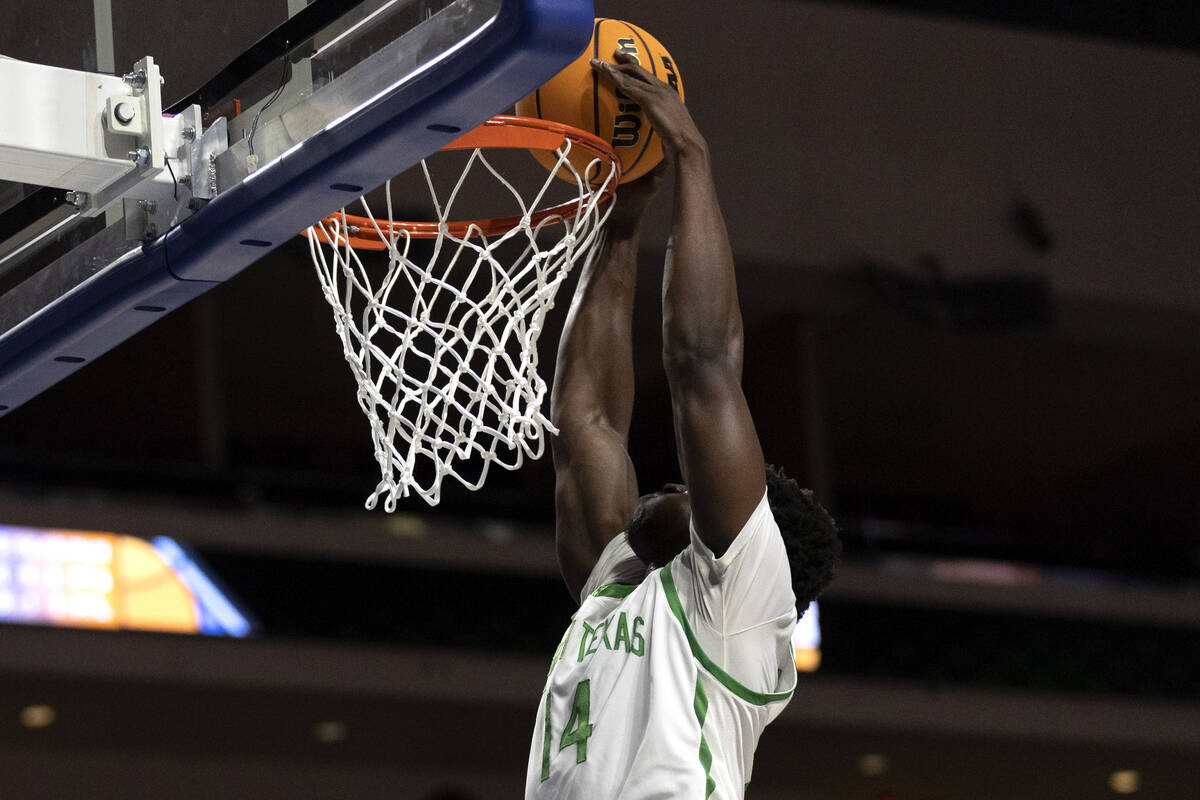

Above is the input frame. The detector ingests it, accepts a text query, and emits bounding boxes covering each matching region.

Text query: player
[525,51,842,799]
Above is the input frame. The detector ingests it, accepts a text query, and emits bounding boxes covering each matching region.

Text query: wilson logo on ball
[612,37,644,149]
[515,18,685,185]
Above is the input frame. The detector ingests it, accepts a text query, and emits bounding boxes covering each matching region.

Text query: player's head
[625,482,693,569]
[625,465,841,605]
[763,463,842,607]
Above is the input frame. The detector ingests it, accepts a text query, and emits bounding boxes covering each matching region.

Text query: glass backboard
[0,0,594,415]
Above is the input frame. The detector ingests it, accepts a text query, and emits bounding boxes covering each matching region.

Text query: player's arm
[593,54,765,558]
[551,173,662,601]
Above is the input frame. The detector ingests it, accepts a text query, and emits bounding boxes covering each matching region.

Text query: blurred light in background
[1109,770,1140,794]
[793,600,821,672]
[857,753,890,776]
[0,524,253,636]
[18,704,56,728]
[313,720,349,743]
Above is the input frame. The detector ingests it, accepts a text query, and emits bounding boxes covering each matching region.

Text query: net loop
[307,117,619,508]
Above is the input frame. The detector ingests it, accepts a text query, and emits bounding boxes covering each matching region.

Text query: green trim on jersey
[693,679,717,798]
[592,583,638,598]
[540,689,553,781]
[660,563,796,706]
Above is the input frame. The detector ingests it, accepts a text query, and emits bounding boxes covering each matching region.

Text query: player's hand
[590,51,705,161]
[606,163,667,236]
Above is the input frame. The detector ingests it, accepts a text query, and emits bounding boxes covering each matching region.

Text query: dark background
[3,0,1199,578]
[0,1,1198,798]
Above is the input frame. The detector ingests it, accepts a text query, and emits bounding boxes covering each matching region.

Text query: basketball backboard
[0,0,594,415]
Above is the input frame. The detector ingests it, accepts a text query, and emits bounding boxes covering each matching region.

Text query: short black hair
[765,464,842,609]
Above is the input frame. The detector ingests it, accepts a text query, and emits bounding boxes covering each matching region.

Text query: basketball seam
[622,23,659,179]
[591,18,606,138]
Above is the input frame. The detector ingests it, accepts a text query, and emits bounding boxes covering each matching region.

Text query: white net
[307,123,616,510]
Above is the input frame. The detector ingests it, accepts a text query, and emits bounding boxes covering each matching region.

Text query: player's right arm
[550,174,662,602]
[593,53,766,559]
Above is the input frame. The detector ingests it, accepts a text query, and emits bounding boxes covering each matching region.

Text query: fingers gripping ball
[515,18,684,185]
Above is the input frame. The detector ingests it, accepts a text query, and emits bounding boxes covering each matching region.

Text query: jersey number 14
[541,679,595,781]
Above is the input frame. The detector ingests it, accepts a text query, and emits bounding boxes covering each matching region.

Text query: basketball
[515,18,684,185]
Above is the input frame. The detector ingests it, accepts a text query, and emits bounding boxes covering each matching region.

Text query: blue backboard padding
[0,247,218,412]
[0,0,594,415]
[165,0,595,282]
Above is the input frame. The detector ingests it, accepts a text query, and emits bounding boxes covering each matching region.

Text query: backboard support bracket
[0,0,595,416]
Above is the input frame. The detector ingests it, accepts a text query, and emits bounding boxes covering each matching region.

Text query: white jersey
[525,490,797,799]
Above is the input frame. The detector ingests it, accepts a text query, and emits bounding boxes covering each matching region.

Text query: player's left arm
[551,171,665,600]
[593,54,766,558]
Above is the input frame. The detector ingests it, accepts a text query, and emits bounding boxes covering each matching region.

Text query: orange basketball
[515,18,684,185]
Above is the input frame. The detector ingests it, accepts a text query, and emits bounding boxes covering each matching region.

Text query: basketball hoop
[307,116,620,510]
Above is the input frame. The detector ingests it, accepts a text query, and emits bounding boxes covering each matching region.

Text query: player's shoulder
[577,531,648,604]
[688,489,781,572]
[577,577,648,612]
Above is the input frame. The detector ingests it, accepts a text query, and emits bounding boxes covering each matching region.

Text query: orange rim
[309,116,620,248]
